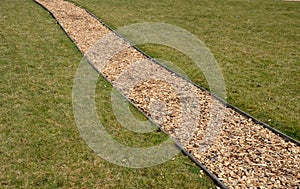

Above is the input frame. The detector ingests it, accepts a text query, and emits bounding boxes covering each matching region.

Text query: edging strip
[34,0,299,147]
[83,5,299,147]
[33,0,300,188]
[33,1,229,188]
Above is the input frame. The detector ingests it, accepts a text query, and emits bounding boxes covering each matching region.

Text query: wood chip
[35,0,300,188]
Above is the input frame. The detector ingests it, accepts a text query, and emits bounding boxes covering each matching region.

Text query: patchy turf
[70,0,300,140]
[0,0,217,188]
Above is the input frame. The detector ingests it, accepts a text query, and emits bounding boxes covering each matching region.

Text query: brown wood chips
[35,0,300,188]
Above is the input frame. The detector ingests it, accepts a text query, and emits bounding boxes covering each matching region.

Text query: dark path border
[33,1,299,189]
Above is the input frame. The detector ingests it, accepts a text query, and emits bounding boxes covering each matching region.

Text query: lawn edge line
[32,1,229,188]
[32,0,300,188]
[79,2,300,146]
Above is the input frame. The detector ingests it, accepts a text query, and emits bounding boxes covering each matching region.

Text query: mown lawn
[70,0,300,140]
[0,0,217,188]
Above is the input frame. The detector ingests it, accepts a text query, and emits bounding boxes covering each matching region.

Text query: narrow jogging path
[35,0,300,188]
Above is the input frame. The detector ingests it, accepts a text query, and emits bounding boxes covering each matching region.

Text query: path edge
[32,0,300,189]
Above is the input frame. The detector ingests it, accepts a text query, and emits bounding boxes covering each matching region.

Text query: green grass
[0,0,216,188]
[70,0,300,140]
[1,0,299,188]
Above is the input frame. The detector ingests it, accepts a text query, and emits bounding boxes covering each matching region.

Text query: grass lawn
[70,0,300,140]
[0,0,216,188]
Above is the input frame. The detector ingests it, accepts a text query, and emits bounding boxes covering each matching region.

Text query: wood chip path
[35,0,300,188]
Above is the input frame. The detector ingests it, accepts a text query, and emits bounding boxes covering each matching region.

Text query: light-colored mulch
[35,0,300,188]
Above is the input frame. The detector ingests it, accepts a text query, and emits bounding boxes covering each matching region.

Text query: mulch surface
[36,0,300,188]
